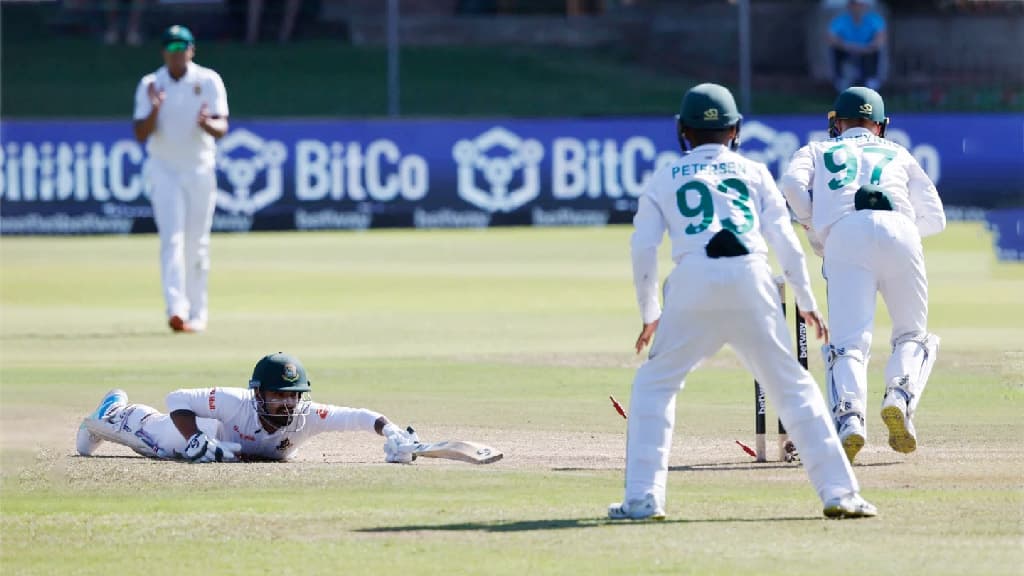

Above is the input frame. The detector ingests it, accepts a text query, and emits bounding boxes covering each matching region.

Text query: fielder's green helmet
[828,86,889,137]
[678,83,743,129]
[832,86,886,122]
[249,352,311,392]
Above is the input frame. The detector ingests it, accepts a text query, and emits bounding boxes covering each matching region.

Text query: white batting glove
[382,423,417,464]
[184,432,241,463]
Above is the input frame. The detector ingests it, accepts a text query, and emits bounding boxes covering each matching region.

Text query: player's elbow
[918,212,946,238]
[778,174,803,198]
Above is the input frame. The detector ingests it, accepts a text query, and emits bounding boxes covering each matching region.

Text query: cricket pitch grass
[1,223,1021,575]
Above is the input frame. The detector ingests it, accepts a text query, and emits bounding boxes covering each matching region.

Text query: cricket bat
[404,427,503,464]
[408,440,503,464]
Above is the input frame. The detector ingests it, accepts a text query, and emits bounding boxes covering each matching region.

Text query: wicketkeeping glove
[184,432,241,463]
[382,423,417,464]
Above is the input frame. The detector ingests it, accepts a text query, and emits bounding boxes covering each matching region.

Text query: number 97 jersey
[636,143,786,263]
[782,128,941,241]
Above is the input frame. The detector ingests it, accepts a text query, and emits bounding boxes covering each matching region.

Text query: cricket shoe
[823,493,878,519]
[881,380,917,454]
[76,389,128,456]
[838,413,866,464]
[608,494,665,521]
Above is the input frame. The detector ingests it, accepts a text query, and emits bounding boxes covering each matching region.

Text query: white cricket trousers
[624,253,858,508]
[823,210,929,428]
[147,157,217,326]
[95,402,221,459]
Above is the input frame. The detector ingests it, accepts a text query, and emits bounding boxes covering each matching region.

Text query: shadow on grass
[2,330,170,341]
[553,460,902,472]
[356,515,821,533]
[74,455,146,460]
[675,461,902,471]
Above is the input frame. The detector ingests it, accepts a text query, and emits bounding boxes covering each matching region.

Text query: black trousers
[832,47,881,85]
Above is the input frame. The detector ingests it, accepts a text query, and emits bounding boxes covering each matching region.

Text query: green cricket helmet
[676,83,743,150]
[828,86,889,137]
[249,352,311,392]
[249,352,312,432]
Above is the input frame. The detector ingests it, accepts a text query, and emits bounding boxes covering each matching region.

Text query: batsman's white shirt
[158,387,382,460]
[780,127,945,244]
[133,62,228,170]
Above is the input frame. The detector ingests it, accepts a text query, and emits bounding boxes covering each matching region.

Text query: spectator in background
[828,0,886,92]
[104,0,147,46]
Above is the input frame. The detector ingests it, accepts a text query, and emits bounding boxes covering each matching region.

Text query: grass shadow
[1,330,171,341]
[355,515,821,533]
[673,460,903,471]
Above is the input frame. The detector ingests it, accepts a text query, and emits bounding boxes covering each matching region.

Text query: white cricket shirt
[780,127,946,243]
[165,387,383,460]
[631,143,817,324]
[133,62,229,171]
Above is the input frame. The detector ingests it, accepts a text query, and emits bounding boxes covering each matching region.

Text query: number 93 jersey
[781,127,943,242]
[636,143,784,263]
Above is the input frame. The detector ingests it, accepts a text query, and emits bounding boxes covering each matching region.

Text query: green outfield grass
[1,223,1022,575]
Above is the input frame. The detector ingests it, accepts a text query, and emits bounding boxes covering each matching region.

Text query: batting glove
[382,423,417,464]
[184,432,241,463]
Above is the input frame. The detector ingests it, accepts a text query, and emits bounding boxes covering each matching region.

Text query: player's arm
[165,388,219,439]
[779,145,815,229]
[198,72,229,139]
[132,76,162,143]
[904,151,946,238]
[165,388,240,463]
[758,168,828,340]
[631,192,666,352]
[311,403,417,463]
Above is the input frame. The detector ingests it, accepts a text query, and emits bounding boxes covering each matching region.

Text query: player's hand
[184,431,240,463]
[635,319,659,354]
[147,82,165,109]
[799,309,829,343]
[382,423,417,464]
[197,103,210,128]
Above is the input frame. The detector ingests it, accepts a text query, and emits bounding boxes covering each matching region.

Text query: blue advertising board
[1,115,1021,237]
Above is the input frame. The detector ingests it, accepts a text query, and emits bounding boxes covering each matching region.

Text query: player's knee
[823,343,868,370]
[890,330,928,349]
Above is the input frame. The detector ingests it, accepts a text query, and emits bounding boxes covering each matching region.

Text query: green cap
[832,86,886,122]
[249,353,311,392]
[678,83,743,129]
[162,25,195,53]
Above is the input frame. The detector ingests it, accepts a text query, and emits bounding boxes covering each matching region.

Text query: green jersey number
[824,144,857,190]
[675,178,754,236]
[824,144,897,189]
[863,146,895,184]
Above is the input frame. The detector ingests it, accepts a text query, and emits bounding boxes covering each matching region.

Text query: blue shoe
[76,389,128,456]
